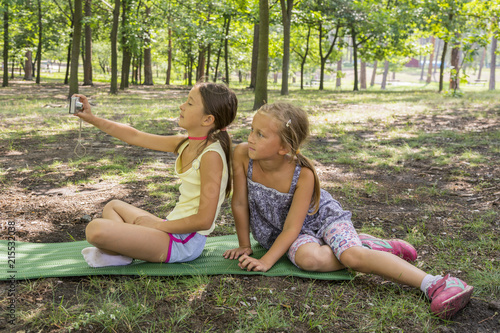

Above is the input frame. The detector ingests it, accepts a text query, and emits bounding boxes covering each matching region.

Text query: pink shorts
[287,221,361,268]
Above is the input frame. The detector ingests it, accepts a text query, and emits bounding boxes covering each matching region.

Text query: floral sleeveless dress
[247,159,353,250]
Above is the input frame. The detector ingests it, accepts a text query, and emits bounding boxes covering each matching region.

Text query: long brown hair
[175,82,238,197]
[258,102,321,214]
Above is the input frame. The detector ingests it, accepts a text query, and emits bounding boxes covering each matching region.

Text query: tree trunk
[80,30,85,73]
[352,30,358,91]
[2,2,8,87]
[318,22,325,90]
[197,49,206,82]
[205,43,211,79]
[439,41,448,93]
[280,0,293,95]
[300,60,305,90]
[370,60,377,86]
[120,0,131,90]
[297,26,310,90]
[120,51,131,89]
[32,49,40,79]
[426,36,435,84]
[83,0,93,85]
[360,61,366,89]
[477,46,486,80]
[166,28,172,85]
[36,0,42,84]
[449,35,460,90]
[319,58,326,90]
[320,22,325,90]
[214,17,227,83]
[64,37,71,84]
[214,34,223,82]
[348,39,352,63]
[253,0,269,110]
[381,60,389,90]
[24,51,33,80]
[224,15,231,85]
[69,0,82,97]
[110,0,120,94]
[144,47,153,85]
[250,23,259,89]
[99,59,106,74]
[490,37,497,91]
[336,59,342,88]
[318,22,339,90]
[188,55,194,86]
[143,5,153,85]
[138,53,142,84]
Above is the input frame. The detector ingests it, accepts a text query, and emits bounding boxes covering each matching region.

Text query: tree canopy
[0,0,498,98]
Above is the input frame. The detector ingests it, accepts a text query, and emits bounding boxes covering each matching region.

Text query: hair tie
[220,127,227,131]
[296,149,301,155]
[286,119,291,128]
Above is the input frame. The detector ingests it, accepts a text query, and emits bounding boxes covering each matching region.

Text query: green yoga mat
[0,235,353,281]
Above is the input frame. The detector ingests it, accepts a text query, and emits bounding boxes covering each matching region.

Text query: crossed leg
[82,200,171,267]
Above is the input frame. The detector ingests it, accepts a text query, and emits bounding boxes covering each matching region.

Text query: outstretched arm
[73,94,185,153]
[223,143,253,259]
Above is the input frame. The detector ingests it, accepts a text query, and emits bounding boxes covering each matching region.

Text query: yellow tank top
[166,140,228,235]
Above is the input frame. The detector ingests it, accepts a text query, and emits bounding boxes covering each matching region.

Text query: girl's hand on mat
[238,254,270,272]
[223,247,253,260]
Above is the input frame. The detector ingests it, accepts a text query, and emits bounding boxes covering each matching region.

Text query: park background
[1,0,499,98]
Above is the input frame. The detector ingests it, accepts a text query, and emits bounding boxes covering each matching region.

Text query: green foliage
[2,0,499,96]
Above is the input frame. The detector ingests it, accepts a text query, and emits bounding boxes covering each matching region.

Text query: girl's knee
[85,219,110,246]
[104,199,123,210]
[295,254,320,271]
[339,246,367,271]
[295,245,333,271]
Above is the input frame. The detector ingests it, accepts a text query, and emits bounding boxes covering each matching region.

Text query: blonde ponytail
[296,153,321,214]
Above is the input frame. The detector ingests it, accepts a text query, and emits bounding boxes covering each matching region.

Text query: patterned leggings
[287,221,362,268]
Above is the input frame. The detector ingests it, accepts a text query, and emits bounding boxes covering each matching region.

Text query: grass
[18,275,209,332]
[1,78,499,332]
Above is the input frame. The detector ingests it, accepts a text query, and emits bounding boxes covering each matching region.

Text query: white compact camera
[69,96,83,114]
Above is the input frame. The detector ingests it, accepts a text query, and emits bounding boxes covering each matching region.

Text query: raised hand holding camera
[68,96,83,114]
[70,94,97,124]
[69,94,90,157]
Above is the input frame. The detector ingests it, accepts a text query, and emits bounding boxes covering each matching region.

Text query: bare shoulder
[200,149,223,164]
[232,143,249,178]
[233,143,250,163]
[297,166,315,184]
[234,142,249,156]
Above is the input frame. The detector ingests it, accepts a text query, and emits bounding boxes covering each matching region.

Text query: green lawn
[1,79,499,332]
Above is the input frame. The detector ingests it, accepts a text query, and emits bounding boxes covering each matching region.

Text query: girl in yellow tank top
[72,82,237,267]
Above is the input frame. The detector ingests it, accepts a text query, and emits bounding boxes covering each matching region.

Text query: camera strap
[74,118,87,157]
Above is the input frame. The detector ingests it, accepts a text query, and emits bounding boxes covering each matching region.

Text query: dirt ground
[1,82,499,332]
